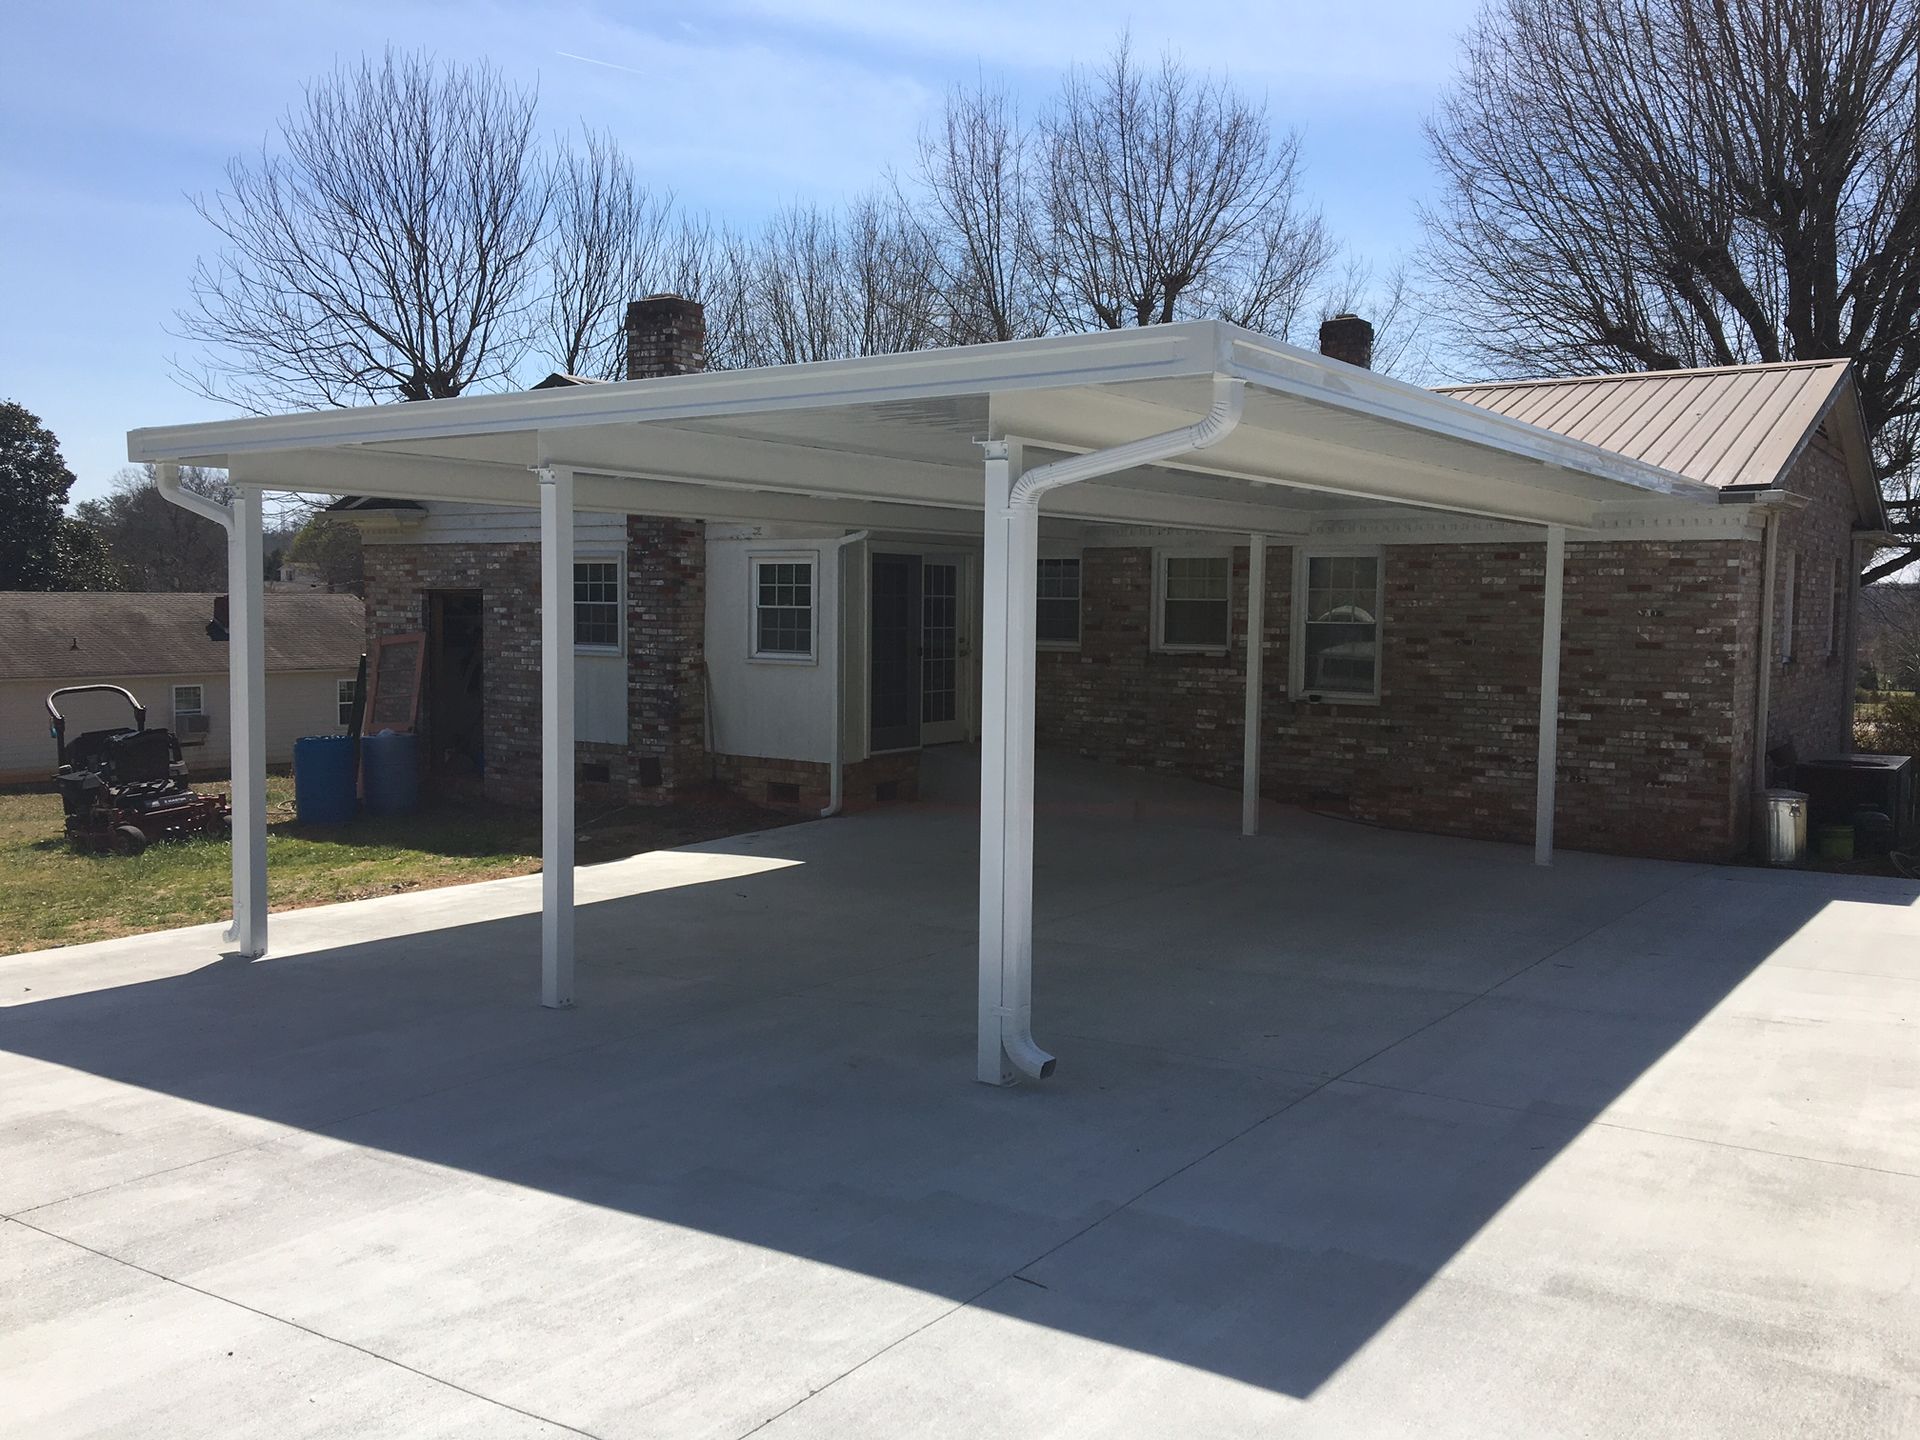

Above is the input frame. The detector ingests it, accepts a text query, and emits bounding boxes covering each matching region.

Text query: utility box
[1795,754,1915,844]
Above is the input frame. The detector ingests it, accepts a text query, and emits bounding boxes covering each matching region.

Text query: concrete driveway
[4,753,1917,1438]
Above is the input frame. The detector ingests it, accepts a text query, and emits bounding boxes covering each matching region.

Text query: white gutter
[821,530,871,817]
[1011,376,1247,503]
[156,461,234,533]
[982,376,1246,1084]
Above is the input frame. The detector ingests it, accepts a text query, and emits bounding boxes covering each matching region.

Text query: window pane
[1164,598,1229,648]
[574,561,620,646]
[1165,555,1228,602]
[755,559,814,655]
[1037,558,1081,643]
[1037,598,1080,645]
[1304,621,1378,694]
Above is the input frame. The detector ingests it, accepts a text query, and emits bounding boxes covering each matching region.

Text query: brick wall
[1764,436,1857,765]
[362,524,709,809]
[363,540,543,806]
[1035,538,1759,861]
[712,750,921,815]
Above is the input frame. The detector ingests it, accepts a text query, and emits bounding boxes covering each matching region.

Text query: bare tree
[912,81,1050,344]
[540,128,673,379]
[75,467,233,592]
[1320,255,1437,382]
[731,198,940,367]
[179,49,549,411]
[1424,0,1920,579]
[1037,38,1334,334]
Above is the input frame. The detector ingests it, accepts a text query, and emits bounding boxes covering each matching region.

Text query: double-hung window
[336,678,356,727]
[1293,549,1384,702]
[573,559,621,650]
[1037,556,1082,647]
[752,555,815,660]
[1155,552,1231,652]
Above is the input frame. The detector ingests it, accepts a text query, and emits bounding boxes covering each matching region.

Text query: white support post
[977,440,1052,1085]
[225,486,268,958]
[1534,524,1566,867]
[1242,534,1267,837]
[538,465,577,1008]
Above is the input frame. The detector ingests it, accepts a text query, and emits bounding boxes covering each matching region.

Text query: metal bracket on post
[537,464,577,1008]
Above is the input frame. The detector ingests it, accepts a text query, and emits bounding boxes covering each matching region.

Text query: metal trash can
[1761,788,1808,866]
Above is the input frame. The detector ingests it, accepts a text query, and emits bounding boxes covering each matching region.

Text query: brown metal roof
[1438,359,1853,490]
[0,592,363,683]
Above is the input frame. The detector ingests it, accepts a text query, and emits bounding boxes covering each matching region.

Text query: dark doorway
[869,553,921,752]
[426,591,485,785]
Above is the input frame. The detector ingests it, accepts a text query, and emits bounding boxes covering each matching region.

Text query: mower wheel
[109,824,148,856]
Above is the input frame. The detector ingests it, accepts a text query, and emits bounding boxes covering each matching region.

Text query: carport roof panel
[128,321,1719,524]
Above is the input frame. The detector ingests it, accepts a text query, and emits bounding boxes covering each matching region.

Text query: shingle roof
[1438,359,1854,490]
[0,592,364,682]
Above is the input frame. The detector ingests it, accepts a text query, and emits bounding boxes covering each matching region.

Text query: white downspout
[821,530,871,818]
[154,463,268,959]
[978,376,1247,1085]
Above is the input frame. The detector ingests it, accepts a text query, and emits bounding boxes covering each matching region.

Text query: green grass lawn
[0,775,788,955]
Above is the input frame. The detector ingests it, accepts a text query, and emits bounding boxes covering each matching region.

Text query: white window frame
[573,555,623,654]
[749,551,818,665]
[1036,552,1083,650]
[336,677,356,728]
[1289,545,1386,705]
[171,684,205,725]
[1779,549,1797,663]
[1151,548,1234,655]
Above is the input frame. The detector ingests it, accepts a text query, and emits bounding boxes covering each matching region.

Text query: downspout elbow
[1002,1016,1056,1080]
[1010,376,1245,506]
[153,462,235,532]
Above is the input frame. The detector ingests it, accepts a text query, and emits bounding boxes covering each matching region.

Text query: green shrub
[1856,692,1920,756]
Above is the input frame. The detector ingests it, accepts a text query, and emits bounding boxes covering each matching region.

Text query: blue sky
[0,0,1481,504]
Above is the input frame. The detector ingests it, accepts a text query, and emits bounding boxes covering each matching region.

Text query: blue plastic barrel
[293,735,358,825]
[362,731,421,817]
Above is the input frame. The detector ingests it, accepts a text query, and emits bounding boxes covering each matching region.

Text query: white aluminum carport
[130,320,1723,1085]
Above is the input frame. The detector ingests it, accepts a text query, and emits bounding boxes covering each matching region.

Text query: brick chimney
[625,294,707,380]
[1318,313,1374,371]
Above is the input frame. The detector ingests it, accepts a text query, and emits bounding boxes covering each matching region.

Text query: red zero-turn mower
[48,685,231,855]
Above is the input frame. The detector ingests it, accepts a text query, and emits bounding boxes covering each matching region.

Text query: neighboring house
[0,591,363,781]
[341,298,1884,862]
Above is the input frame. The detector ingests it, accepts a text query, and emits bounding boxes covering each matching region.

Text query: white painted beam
[1243,535,1267,837]
[226,486,269,958]
[1534,524,1566,867]
[538,465,577,1007]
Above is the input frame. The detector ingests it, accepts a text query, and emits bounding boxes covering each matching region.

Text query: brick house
[340,299,1883,863]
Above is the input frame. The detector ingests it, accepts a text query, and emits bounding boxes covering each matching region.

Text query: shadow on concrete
[3,761,1911,1402]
